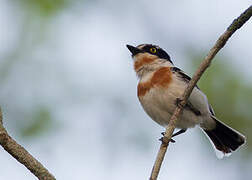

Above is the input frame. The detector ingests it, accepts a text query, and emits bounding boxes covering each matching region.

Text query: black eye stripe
[141,45,169,58]
[137,44,173,64]
[142,45,155,52]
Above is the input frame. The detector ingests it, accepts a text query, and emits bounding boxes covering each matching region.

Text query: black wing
[171,66,216,116]
[208,103,215,116]
[171,66,203,116]
[170,67,200,89]
[170,67,192,82]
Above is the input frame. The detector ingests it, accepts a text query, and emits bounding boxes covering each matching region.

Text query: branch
[150,5,252,180]
[0,108,56,180]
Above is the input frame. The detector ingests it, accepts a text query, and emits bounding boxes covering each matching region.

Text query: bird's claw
[160,132,176,143]
[175,98,183,108]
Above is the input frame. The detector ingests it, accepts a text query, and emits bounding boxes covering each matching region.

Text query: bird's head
[126,44,173,75]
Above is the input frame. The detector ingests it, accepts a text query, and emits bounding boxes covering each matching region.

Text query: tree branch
[150,5,252,180]
[0,108,56,180]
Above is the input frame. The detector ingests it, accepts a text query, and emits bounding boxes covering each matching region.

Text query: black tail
[204,116,245,154]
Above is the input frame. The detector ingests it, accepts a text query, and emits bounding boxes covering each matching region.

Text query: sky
[0,0,251,179]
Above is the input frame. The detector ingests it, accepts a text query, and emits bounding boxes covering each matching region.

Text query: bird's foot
[175,98,183,108]
[160,132,176,143]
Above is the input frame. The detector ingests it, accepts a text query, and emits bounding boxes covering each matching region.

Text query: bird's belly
[138,87,202,129]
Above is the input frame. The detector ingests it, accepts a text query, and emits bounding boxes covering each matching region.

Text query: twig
[0,108,56,180]
[150,5,252,180]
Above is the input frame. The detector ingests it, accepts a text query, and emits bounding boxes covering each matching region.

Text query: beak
[126,44,142,57]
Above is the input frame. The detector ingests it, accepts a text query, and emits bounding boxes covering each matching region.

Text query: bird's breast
[137,67,204,128]
[137,67,172,97]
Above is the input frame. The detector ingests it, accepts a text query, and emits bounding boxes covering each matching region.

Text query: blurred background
[0,0,251,179]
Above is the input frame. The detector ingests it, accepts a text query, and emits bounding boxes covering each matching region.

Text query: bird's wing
[170,67,199,89]
[208,103,215,116]
[170,66,202,115]
[170,66,215,116]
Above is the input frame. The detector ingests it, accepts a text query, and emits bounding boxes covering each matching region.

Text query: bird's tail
[204,116,245,157]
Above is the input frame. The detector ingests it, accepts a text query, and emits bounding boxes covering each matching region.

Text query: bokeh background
[0,0,251,179]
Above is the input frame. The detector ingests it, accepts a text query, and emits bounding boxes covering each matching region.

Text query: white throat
[136,59,173,79]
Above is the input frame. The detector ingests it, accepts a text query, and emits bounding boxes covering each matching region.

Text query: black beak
[126,44,142,56]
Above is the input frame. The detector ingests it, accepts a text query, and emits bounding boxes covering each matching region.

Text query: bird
[126,43,246,158]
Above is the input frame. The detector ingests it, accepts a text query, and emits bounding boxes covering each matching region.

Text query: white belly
[138,79,211,129]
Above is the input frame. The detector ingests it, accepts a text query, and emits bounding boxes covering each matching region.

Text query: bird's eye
[150,47,157,54]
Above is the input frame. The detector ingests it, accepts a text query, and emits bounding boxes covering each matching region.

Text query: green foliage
[17,0,70,17]
[190,54,252,153]
[21,107,52,138]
